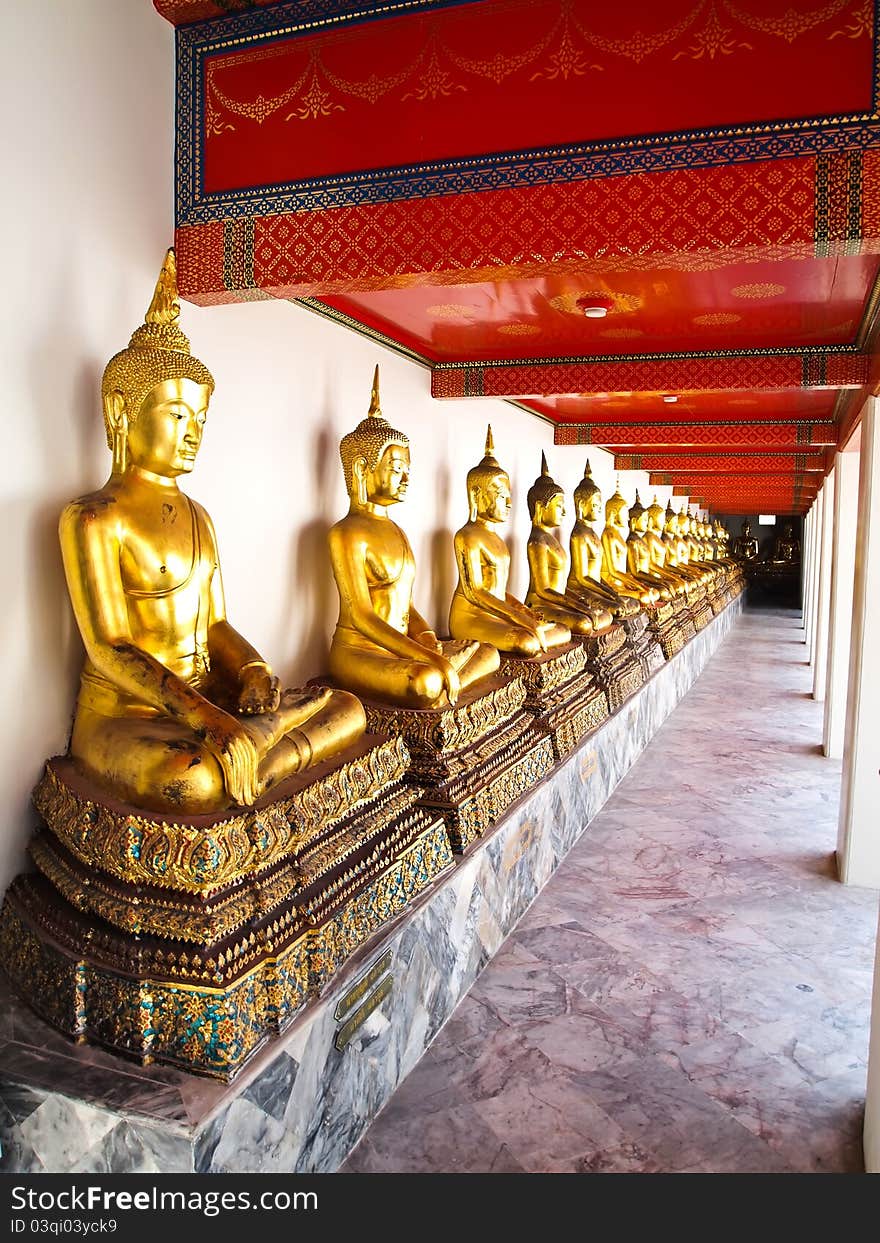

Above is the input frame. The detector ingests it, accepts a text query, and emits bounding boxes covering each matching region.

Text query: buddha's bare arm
[529,543,591,613]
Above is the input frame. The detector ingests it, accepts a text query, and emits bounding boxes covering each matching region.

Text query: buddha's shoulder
[329,512,394,540]
[60,484,124,532]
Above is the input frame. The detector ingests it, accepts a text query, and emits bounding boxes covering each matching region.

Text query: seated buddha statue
[644,496,689,595]
[524,454,614,636]
[732,519,759,562]
[61,251,364,813]
[664,504,708,583]
[567,461,641,619]
[449,428,571,656]
[329,370,498,710]
[626,493,673,601]
[601,484,661,606]
[767,520,800,564]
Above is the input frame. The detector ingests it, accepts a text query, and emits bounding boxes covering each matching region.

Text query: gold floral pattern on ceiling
[692,312,743,324]
[731,283,787,298]
[497,323,542,335]
[549,290,644,314]
[205,0,864,132]
[426,303,476,319]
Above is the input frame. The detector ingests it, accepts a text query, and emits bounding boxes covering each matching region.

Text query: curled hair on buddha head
[573,458,600,511]
[101,250,215,467]
[527,451,563,521]
[605,474,628,521]
[339,365,410,503]
[466,425,509,522]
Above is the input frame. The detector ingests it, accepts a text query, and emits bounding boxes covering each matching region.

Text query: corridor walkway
[344,607,880,1173]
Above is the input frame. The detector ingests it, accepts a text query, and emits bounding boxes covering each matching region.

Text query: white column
[837,397,880,887]
[800,508,812,627]
[823,452,859,757]
[803,504,817,646]
[812,469,834,699]
[808,489,825,666]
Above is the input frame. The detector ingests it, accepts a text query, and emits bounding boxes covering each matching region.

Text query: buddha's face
[127,378,211,477]
[477,472,512,524]
[542,492,565,527]
[631,509,648,534]
[742,521,751,536]
[366,443,410,507]
[576,489,601,523]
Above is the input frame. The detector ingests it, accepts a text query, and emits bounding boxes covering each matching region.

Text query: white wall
[4,1,681,895]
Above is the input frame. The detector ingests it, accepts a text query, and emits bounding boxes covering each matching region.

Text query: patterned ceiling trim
[156,1,467,29]
[615,453,824,472]
[173,0,878,224]
[179,154,864,300]
[431,353,869,399]
[554,421,838,448]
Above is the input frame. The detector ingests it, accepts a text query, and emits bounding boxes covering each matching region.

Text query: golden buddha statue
[626,493,675,601]
[567,461,641,620]
[645,496,690,595]
[450,428,570,655]
[601,483,661,606]
[768,519,800,564]
[525,454,613,636]
[665,505,709,582]
[329,369,498,709]
[60,251,364,813]
[732,519,759,562]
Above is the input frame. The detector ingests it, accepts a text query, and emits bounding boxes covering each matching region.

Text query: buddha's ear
[468,483,478,524]
[352,456,368,508]
[104,390,128,473]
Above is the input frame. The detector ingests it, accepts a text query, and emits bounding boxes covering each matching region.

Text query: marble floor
[343,606,880,1174]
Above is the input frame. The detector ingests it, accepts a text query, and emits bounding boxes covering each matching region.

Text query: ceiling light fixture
[663,394,678,403]
[576,294,614,319]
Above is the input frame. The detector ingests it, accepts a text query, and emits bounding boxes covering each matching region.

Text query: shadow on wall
[430,460,455,630]
[288,422,338,680]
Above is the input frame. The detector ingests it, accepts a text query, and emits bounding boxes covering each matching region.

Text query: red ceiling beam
[555,421,837,449]
[617,453,824,474]
[432,353,869,400]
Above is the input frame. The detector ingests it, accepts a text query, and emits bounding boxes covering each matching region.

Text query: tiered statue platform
[621,610,666,679]
[498,642,609,764]
[575,623,644,711]
[0,593,742,1174]
[645,597,694,661]
[357,673,556,855]
[0,737,452,1080]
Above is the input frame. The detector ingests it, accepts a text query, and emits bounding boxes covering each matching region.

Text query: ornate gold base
[576,624,645,712]
[499,643,609,764]
[0,740,453,1079]
[356,674,557,854]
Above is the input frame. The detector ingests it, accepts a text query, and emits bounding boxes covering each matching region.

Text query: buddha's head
[573,460,602,523]
[741,519,752,536]
[628,492,649,535]
[339,366,410,509]
[664,501,678,535]
[467,426,511,524]
[101,250,215,477]
[781,520,794,538]
[647,495,666,533]
[605,482,628,528]
[527,453,565,528]
[679,511,691,537]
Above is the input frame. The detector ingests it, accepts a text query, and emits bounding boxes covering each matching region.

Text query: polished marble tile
[343,606,878,1174]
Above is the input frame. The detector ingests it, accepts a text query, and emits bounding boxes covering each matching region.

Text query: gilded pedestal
[0,737,452,1080]
[335,674,556,855]
[498,642,609,763]
[574,622,645,711]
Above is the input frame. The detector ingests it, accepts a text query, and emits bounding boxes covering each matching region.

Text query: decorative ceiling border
[294,296,433,366]
[175,0,880,224]
[432,343,862,369]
